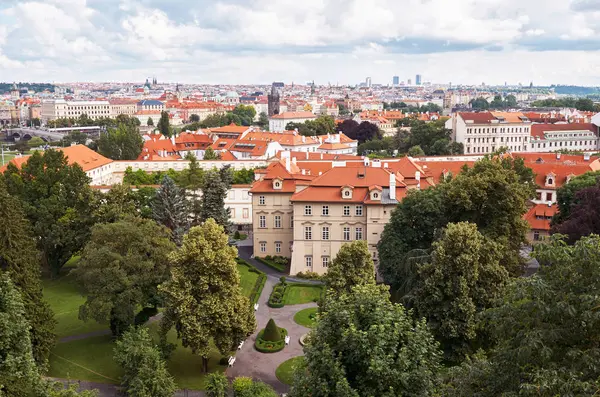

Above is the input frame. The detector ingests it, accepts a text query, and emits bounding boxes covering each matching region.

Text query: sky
[1,0,600,86]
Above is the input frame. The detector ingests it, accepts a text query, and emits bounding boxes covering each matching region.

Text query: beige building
[109,99,138,117]
[250,156,431,276]
[41,99,111,123]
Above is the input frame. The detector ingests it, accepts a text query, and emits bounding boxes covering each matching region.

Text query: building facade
[41,100,111,123]
[269,111,317,132]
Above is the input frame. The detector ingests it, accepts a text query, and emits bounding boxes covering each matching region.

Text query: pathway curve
[226,274,316,394]
[59,329,112,343]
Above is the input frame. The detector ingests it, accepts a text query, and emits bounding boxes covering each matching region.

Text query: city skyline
[1,1,600,85]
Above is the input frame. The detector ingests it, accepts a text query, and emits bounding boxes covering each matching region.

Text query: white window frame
[355,227,363,240]
[259,215,266,228]
[259,242,266,253]
[322,226,329,240]
[343,227,350,241]
[304,226,312,240]
[305,205,312,216]
[322,205,329,216]
[275,242,282,253]
[355,205,363,216]
[322,256,329,268]
[343,205,350,216]
[305,256,313,267]
[274,215,282,228]
[259,195,265,205]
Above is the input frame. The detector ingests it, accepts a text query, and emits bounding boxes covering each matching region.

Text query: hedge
[255,256,289,273]
[254,328,288,353]
[268,283,287,308]
[237,258,267,306]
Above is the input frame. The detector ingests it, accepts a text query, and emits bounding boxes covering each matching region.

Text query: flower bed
[254,328,288,353]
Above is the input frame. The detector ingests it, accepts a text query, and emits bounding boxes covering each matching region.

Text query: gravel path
[226,275,316,394]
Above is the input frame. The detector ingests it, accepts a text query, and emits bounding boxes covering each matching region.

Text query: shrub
[232,377,254,395]
[263,319,281,342]
[218,356,229,366]
[273,256,289,266]
[134,306,158,326]
[268,282,287,307]
[206,372,229,397]
[280,276,287,285]
[234,230,241,239]
[254,328,288,353]
[295,271,324,280]
[265,255,273,260]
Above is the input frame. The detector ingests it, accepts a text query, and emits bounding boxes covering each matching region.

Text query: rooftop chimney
[389,172,396,200]
[364,157,370,167]
[285,156,291,172]
[584,153,591,161]
[415,171,421,181]
[292,157,297,164]
[556,153,561,160]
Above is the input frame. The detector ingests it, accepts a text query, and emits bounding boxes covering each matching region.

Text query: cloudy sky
[1,0,600,85]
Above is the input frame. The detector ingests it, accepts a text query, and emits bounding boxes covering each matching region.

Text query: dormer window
[341,186,353,199]
[273,178,283,190]
[545,173,556,187]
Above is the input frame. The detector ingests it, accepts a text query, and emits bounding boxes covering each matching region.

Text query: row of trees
[470,94,518,110]
[285,115,336,137]
[383,101,443,113]
[531,97,599,111]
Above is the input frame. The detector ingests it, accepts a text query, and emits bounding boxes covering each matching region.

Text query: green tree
[262,318,281,342]
[178,153,204,225]
[256,111,269,129]
[46,383,99,397]
[203,147,221,160]
[205,373,229,397]
[552,183,600,243]
[0,181,55,369]
[414,222,507,361]
[200,166,232,228]
[290,284,440,397]
[505,94,517,108]
[0,274,45,397]
[157,111,172,138]
[92,183,139,224]
[231,104,257,126]
[73,218,175,336]
[325,240,374,295]
[159,219,256,373]
[489,95,505,109]
[97,122,143,160]
[408,145,425,157]
[61,131,88,146]
[28,136,45,148]
[152,176,190,245]
[147,117,154,127]
[189,114,200,123]
[233,377,278,397]
[3,149,94,275]
[443,234,600,396]
[469,97,490,110]
[114,327,176,397]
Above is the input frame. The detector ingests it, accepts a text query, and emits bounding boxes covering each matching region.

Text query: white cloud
[1,0,600,84]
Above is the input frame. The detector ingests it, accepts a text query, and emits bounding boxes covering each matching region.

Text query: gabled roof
[0,145,112,173]
[523,203,558,231]
[530,123,597,138]
[270,111,317,120]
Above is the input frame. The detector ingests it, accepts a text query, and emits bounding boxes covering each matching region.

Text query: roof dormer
[341,185,354,199]
[273,177,283,190]
[369,185,382,201]
[545,172,556,187]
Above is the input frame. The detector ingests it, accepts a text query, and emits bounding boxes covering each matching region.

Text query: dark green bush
[219,356,229,366]
[254,328,288,353]
[234,230,241,239]
[263,319,281,341]
[134,307,158,326]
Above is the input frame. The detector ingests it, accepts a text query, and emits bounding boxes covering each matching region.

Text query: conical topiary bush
[262,318,282,342]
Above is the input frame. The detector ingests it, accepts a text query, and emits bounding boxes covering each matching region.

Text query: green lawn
[284,284,323,305]
[48,323,227,389]
[276,356,305,385]
[43,273,108,339]
[293,307,318,328]
[237,263,260,298]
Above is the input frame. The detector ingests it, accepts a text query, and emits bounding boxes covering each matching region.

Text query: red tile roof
[523,203,558,231]
[270,111,317,120]
[0,145,112,173]
[530,123,597,138]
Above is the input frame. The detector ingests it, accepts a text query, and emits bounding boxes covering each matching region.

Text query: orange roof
[273,151,361,161]
[309,166,404,188]
[243,131,320,147]
[206,123,250,134]
[292,186,369,202]
[530,123,597,139]
[270,111,317,120]
[0,145,112,173]
[523,203,558,231]
[318,142,350,150]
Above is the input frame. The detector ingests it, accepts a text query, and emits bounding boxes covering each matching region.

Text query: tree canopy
[159,219,256,373]
[290,284,440,397]
[286,115,336,136]
[199,166,232,228]
[97,122,143,160]
[73,217,175,336]
[152,176,190,245]
[3,149,95,275]
[157,111,172,138]
[324,240,375,295]
[552,183,600,243]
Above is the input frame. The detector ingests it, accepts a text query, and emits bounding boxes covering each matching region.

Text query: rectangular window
[546,193,552,202]
[274,215,282,228]
[322,256,330,268]
[305,226,312,240]
[306,256,313,267]
[343,227,351,241]
[533,231,540,241]
[355,205,363,216]
[290,215,294,228]
[243,208,249,219]
[259,195,265,205]
[343,205,350,216]
[322,205,329,216]
[322,227,329,240]
[355,227,363,240]
[304,205,312,216]
[259,242,266,253]
[536,192,542,201]
[259,215,266,228]
[275,242,281,253]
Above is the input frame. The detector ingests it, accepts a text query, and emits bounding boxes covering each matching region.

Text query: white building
[269,111,317,132]
[137,99,165,112]
[448,111,532,154]
[529,123,599,152]
[41,99,111,123]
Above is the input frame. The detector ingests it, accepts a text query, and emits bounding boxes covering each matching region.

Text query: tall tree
[230,104,257,126]
[414,222,507,361]
[352,121,381,143]
[92,183,139,224]
[0,180,55,368]
[200,166,232,228]
[157,111,172,138]
[205,373,229,397]
[290,284,440,397]
[203,147,220,160]
[114,327,176,397]
[3,149,94,275]
[256,112,269,129]
[336,119,359,137]
[178,153,204,225]
[97,122,143,160]
[552,183,600,243]
[442,234,600,396]
[152,176,190,245]
[0,274,45,397]
[553,170,600,224]
[159,219,256,373]
[189,114,200,123]
[325,240,375,295]
[73,217,175,336]
[147,117,154,127]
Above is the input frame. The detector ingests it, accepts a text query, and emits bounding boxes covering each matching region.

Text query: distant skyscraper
[415,74,422,85]
[393,76,399,86]
[407,78,412,85]
[366,77,372,88]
